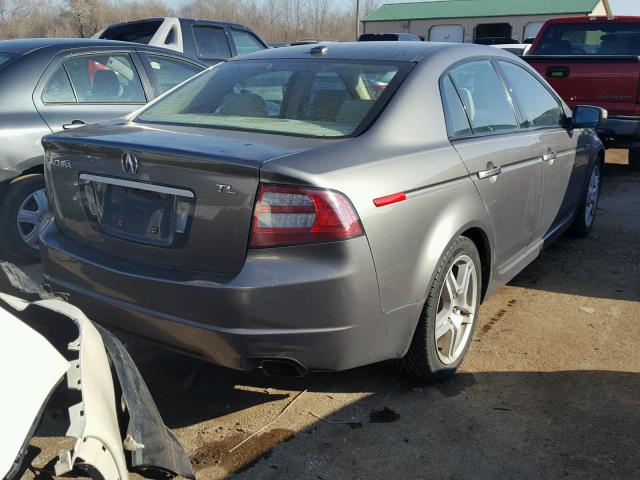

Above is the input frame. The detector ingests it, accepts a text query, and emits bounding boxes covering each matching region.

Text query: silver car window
[136,59,410,138]
[145,54,203,94]
[63,54,146,104]
[449,60,519,134]
[42,66,76,103]
[440,75,472,138]
[497,61,564,129]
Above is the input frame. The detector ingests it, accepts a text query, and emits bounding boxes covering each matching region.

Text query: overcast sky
[155,0,640,15]
[158,0,640,15]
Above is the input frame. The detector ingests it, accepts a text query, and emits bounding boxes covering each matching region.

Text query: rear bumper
[597,116,640,149]
[40,220,420,372]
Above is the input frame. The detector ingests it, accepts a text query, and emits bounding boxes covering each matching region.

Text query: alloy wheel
[584,164,601,228]
[434,255,478,365]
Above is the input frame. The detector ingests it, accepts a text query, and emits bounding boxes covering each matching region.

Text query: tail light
[250,184,363,248]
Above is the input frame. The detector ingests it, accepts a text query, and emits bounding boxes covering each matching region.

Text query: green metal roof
[363,0,602,22]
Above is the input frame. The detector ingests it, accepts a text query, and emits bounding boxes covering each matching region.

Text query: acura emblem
[121,152,139,175]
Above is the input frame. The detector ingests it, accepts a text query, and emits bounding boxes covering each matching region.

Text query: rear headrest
[218,92,268,117]
[335,99,374,124]
[92,70,120,98]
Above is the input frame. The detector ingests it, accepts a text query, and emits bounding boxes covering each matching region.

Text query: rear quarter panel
[261,58,494,313]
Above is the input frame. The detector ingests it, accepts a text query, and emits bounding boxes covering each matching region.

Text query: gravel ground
[7,151,639,480]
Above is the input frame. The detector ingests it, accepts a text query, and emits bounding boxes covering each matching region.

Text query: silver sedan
[41,42,605,380]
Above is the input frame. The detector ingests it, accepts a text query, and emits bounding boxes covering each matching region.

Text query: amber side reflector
[373,192,406,207]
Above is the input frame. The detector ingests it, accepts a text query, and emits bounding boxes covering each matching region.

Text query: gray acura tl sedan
[40,42,606,380]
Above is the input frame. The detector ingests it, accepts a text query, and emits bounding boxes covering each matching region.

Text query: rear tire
[629,148,640,170]
[396,236,481,381]
[0,174,47,263]
[569,160,602,238]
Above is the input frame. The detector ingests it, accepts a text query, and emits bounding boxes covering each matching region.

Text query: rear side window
[536,22,640,55]
[42,66,76,103]
[192,26,231,59]
[63,54,146,103]
[440,75,472,137]
[145,54,203,94]
[449,60,518,134]
[100,20,163,44]
[497,61,564,128]
[230,29,265,56]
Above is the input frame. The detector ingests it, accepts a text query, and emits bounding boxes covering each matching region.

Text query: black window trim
[40,50,148,106]
[440,56,522,141]
[493,58,570,131]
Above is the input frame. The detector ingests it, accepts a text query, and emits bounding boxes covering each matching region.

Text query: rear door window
[144,54,203,94]
[230,29,265,56]
[192,26,231,60]
[63,54,146,103]
[449,60,519,134]
[99,20,163,44]
[42,66,76,103]
[497,61,564,128]
[536,22,640,55]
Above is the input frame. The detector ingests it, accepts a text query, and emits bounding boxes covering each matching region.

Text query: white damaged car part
[0,294,194,480]
[0,305,69,479]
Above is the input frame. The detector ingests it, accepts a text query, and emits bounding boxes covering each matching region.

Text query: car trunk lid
[43,122,331,275]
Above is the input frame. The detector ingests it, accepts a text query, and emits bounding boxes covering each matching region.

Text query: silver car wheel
[584,164,601,228]
[435,254,478,365]
[16,188,47,250]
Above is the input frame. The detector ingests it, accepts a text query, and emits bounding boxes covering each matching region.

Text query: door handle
[477,162,502,179]
[62,120,86,130]
[543,152,557,164]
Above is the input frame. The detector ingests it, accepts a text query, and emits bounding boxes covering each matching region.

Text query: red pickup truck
[526,16,640,169]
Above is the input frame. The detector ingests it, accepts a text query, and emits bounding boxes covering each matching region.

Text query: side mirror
[572,105,608,129]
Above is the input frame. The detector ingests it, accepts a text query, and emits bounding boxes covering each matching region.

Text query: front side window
[449,60,518,134]
[230,29,265,56]
[497,61,564,128]
[440,75,472,137]
[192,26,231,59]
[145,54,203,94]
[42,66,76,103]
[136,59,410,138]
[63,54,146,103]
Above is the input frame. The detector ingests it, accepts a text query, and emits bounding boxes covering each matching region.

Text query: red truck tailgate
[526,56,640,116]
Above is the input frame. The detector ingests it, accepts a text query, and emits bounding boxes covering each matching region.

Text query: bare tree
[0,0,385,43]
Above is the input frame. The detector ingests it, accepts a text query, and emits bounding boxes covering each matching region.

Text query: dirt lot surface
[6,151,639,480]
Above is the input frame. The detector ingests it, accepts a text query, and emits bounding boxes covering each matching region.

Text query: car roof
[231,41,507,63]
[103,16,251,31]
[0,38,206,65]
[0,38,151,55]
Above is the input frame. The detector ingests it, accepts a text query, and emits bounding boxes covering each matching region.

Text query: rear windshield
[536,22,640,55]
[136,59,410,138]
[100,19,163,44]
[359,34,400,41]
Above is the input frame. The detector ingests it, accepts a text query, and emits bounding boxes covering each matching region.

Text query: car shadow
[117,345,640,479]
[509,162,639,302]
